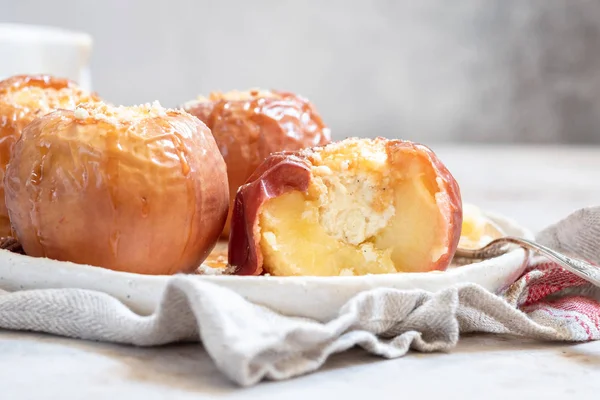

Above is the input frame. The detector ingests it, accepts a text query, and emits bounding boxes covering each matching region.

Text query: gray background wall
[3,0,600,144]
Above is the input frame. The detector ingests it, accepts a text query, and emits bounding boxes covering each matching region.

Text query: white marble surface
[2,145,600,399]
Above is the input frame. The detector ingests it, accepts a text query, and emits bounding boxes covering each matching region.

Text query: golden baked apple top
[0,74,100,236]
[183,89,331,237]
[228,137,463,276]
[5,101,229,275]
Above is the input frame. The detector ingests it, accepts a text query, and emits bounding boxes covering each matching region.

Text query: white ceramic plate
[0,210,533,322]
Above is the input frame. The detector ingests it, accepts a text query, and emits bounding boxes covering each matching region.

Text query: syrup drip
[171,131,196,268]
[157,118,196,269]
[169,132,191,176]
[104,125,121,261]
[28,144,49,256]
[141,196,149,218]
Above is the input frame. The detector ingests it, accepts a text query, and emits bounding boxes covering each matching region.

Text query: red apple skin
[228,138,463,276]
[183,90,331,238]
[386,140,463,273]
[228,154,312,276]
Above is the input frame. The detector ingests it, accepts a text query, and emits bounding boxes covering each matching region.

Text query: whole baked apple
[228,138,462,276]
[0,74,100,236]
[183,89,331,237]
[5,101,229,275]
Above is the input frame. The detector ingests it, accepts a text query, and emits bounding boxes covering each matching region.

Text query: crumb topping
[73,107,90,120]
[73,101,184,124]
[4,85,96,114]
[190,88,280,105]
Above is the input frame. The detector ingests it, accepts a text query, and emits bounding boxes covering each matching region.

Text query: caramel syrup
[157,117,196,268]
[140,196,149,218]
[104,123,121,261]
[28,143,50,256]
[169,131,191,176]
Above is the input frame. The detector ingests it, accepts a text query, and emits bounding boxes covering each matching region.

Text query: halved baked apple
[228,137,462,276]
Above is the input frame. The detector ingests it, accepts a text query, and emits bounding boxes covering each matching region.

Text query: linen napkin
[0,207,599,387]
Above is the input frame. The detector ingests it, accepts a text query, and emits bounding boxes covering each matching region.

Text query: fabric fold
[0,206,599,386]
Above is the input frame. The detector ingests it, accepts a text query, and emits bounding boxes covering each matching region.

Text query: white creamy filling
[311,168,395,246]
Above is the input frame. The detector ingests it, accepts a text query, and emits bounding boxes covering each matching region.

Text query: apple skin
[4,103,229,275]
[184,90,331,237]
[386,140,463,273]
[228,153,312,275]
[0,74,100,237]
[228,138,463,276]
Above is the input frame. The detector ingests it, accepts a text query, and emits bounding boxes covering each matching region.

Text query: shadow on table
[437,333,600,367]
[1,330,235,393]
[1,330,382,394]
[4,330,599,394]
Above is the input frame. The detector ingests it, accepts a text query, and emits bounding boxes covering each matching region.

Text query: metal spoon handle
[512,237,600,287]
[456,236,600,287]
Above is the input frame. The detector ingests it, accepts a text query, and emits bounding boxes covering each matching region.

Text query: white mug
[0,23,93,90]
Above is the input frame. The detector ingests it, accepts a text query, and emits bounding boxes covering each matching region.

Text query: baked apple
[228,138,462,276]
[0,74,100,236]
[183,89,331,237]
[4,101,229,275]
